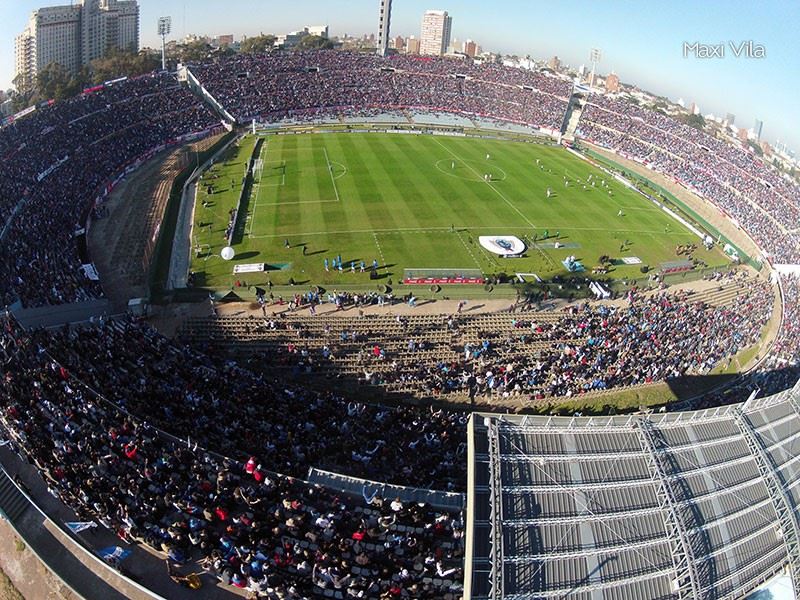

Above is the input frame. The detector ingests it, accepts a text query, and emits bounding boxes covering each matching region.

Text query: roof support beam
[635,418,703,600]
[733,406,800,594]
[486,420,505,600]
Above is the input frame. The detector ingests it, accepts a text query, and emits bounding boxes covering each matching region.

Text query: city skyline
[2,0,797,151]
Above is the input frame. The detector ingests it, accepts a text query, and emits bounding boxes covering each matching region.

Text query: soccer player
[324,258,329,272]
[451,160,455,169]
[486,153,490,160]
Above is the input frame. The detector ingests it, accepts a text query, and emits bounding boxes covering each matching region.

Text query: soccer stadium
[0,2,798,600]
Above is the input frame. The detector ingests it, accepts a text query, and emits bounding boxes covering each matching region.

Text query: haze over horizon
[2,0,797,151]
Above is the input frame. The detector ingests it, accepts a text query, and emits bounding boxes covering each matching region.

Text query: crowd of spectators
[0,318,464,597]
[192,274,774,402]
[0,73,218,307]
[577,97,800,264]
[189,51,571,133]
[26,319,468,493]
[691,272,800,410]
[2,50,800,599]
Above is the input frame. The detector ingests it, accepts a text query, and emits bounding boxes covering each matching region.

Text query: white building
[14,0,139,91]
[306,25,329,39]
[276,26,329,49]
[420,9,452,56]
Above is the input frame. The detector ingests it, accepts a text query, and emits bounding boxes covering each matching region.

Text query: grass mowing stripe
[191,133,730,289]
[322,146,341,203]
[431,137,537,229]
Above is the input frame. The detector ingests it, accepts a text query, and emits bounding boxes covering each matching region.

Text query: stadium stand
[187,51,571,134]
[1,48,800,599]
[0,72,219,308]
[0,316,465,598]
[467,380,800,600]
[577,95,800,265]
[178,273,773,402]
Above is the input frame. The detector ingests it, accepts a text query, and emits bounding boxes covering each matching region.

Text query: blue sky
[2,0,798,150]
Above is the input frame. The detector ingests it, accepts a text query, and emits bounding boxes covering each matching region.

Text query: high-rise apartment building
[463,39,477,58]
[604,72,620,93]
[420,10,452,56]
[14,0,139,90]
[546,56,561,72]
[377,0,392,56]
[406,36,420,55]
[753,119,764,141]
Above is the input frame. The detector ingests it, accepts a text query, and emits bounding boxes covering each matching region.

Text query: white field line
[373,233,386,265]
[248,225,688,239]
[258,160,287,187]
[323,147,341,203]
[455,230,484,269]
[247,141,267,237]
[432,137,537,229]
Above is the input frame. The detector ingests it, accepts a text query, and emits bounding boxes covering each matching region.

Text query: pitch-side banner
[65,521,97,534]
[81,263,100,281]
[97,546,132,563]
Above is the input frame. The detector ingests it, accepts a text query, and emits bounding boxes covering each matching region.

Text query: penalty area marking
[249,150,347,211]
[329,160,347,180]
[258,160,287,187]
[435,159,507,182]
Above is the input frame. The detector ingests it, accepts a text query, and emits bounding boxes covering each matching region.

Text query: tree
[178,40,213,63]
[240,34,276,54]
[747,139,764,156]
[11,73,37,111]
[90,48,159,84]
[295,35,335,51]
[676,112,706,130]
[36,62,89,101]
[37,62,71,99]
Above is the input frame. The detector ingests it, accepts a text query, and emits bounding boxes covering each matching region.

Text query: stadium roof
[466,379,800,600]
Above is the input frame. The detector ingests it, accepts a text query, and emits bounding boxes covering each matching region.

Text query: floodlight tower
[158,16,172,70]
[589,48,602,88]
[377,0,392,56]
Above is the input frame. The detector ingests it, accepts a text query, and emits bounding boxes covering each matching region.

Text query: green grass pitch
[190,132,728,289]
